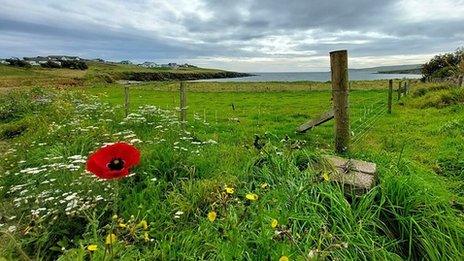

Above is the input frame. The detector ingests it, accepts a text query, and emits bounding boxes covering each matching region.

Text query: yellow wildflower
[260,183,269,189]
[225,187,235,194]
[322,172,330,181]
[279,256,289,261]
[271,219,278,228]
[137,220,148,230]
[245,193,258,201]
[87,244,98,252]
[118,223,127,229]
[105,233,117,245]
[143,232,150,242]
[207,211,217,222]
[111,214,118,220]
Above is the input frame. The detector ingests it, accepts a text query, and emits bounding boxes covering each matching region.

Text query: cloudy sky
[1,0,463,72]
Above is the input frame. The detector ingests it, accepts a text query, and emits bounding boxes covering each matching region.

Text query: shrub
[41,60,62,68]
[40,60,88,70]
[5,58,31,68]
[60,60,88,70]
[422,48,464,78]
[434,67,455,78]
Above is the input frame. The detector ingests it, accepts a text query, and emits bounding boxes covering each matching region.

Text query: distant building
[23,56,49,65]
[27,61,40,66]
[47,55,80,61]
[157,63,179,69]
[136,61,197,69]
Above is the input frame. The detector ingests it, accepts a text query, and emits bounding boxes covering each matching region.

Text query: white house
[139,62,161,68]
[26,61,40,66]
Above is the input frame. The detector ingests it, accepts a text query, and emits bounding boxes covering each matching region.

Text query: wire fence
[122,82,393,150]
[350,94,388,146]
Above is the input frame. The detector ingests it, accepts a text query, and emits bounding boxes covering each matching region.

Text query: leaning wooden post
[179,81,187,129]
[124,85,129,117]
[330,50,350,154]
[388,80,393,114]
[403,82,408,96]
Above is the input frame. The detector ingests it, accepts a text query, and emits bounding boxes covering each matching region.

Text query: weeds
[1,83,463,260]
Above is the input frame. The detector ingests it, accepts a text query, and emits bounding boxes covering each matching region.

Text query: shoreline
[117,71,253,82]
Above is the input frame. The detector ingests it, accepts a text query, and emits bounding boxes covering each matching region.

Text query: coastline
[117,71,253,81]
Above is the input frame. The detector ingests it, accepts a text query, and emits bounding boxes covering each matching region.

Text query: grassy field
[0,74,464,260]
[0,63,230,90]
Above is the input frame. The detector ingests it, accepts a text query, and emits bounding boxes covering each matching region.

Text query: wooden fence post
[388,80,393,114]
[124,86,129,117]
[403,82,407,96]
[179,81,187,128]
[330,50,350,154]
[397,81,402,100]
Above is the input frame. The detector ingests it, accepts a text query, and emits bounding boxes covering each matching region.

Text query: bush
[60,60,88,70]
[5,58,31,68]
[40,60,62,68]
[40,60,88,70]
[422,48,464,78]
[434,67,454,78]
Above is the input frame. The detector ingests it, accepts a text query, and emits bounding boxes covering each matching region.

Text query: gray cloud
[0,0,463,71]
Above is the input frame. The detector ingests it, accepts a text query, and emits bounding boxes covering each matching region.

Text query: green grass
[0,63,227,89]
[1,81,463,260]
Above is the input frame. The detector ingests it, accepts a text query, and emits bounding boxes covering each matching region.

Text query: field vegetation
[0,63,248,90]
[0,67,463,260]
[421,47,464,79]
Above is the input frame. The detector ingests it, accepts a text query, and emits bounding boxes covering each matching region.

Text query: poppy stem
[111,180,121,213]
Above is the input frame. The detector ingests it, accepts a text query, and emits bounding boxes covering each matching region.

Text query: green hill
[0,62,251,89]
[355,64,422,74]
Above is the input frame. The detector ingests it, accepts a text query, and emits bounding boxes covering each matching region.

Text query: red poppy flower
[86,142,141,179]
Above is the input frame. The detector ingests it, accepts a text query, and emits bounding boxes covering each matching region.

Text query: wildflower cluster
[0,89,220,255]
[106,215,153,245]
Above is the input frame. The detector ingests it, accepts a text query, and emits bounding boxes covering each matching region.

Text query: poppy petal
[86,142,140,180]
[104,143,140,167]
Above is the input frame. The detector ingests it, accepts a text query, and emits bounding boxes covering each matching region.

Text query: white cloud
[0,0,463,71]
[396,0,464,22]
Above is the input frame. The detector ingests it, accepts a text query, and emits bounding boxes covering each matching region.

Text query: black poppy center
[108,158,125,171]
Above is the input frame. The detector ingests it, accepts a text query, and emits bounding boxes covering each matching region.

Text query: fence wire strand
[351,96,388,146]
